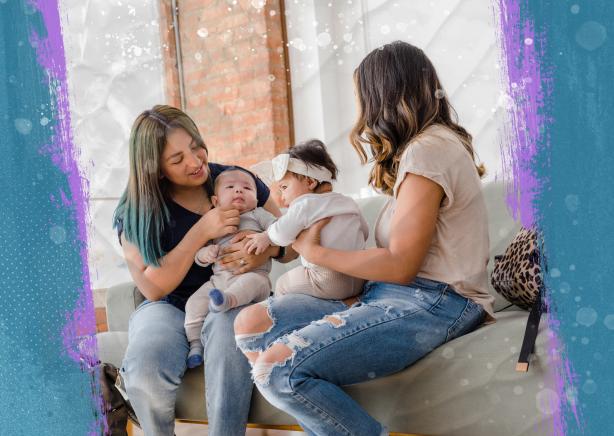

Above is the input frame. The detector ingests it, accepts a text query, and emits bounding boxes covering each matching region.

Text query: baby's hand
[195,244,219,266]
[244,232,272,255]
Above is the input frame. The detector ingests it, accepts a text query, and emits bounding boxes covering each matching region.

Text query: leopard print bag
[491,227,543,310]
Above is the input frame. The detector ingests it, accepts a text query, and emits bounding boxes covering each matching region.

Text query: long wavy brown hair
[350,41,485,195]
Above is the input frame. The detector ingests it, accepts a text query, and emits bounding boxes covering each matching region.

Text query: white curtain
[61,0,166,291]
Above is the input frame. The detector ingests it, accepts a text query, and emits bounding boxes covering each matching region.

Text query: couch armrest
[96,331,129,367]
[106,282,142,332]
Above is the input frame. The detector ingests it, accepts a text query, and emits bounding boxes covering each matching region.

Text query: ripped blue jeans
[235,277,485,436]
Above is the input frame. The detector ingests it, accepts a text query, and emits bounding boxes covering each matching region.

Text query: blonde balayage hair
[350,41,485,195]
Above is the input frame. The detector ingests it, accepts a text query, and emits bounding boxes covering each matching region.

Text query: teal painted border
[529,1,614,435]
[2,0,613,434]
[0,0,102,434]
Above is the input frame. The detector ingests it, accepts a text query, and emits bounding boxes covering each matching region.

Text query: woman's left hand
[219,231,272,274]
[292,218,331,263]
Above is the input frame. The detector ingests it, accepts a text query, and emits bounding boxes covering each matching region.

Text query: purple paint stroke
[497,0,544,228]
[544,310,577,435]
[496,1,572,436]
[29,0,105,434]
[60,189,71,207]
[541,244,583,432]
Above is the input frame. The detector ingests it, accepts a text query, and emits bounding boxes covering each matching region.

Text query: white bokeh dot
[251,0,266,9]
[582,379,597,395]
[316,32,331,47]
[576,21,607,51]
[536,389,560,415]
[576,307,597,326]
[442,347,455,359]
[49,226,67,245]
[15,118,33,135]
[565,194,579,212]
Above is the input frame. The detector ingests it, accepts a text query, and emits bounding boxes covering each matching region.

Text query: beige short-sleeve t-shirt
[374,124,495,321]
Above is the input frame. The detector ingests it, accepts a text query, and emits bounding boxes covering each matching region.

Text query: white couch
[97,182,555,435]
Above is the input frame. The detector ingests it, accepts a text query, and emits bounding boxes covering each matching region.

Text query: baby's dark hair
[287,139,338,181]
[213,166,257,191]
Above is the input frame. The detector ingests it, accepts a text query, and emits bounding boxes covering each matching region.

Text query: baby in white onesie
[247,139,368,300]
[184,168,276,368]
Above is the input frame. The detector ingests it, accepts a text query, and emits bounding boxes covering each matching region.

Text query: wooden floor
[128,422,304,435]
[128,421,421,435]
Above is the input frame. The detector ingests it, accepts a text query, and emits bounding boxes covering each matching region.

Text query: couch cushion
[482,182,523,311]
[105,283,144,332]
[342,310,555,435]
[96,331,129,367]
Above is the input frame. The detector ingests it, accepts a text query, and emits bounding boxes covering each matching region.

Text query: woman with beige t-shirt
[234,41,493,435]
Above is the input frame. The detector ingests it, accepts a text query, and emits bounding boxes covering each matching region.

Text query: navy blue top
[119,163,270,311]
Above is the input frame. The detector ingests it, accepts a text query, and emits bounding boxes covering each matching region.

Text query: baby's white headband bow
[251,153,333,185]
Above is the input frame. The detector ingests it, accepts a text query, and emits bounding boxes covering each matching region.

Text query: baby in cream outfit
[247,140,368,299]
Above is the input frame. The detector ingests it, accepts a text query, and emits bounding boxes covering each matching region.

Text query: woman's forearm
[269,244,299,264]
[310,245,420,284]
[278,245,300,263]
[296,173,442,285]
[143,237,205,299]
[124,223,212,301]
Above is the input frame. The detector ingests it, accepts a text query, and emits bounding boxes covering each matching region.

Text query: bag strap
[516,286,546,372]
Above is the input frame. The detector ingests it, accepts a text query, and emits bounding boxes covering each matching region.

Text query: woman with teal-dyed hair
[112,105,283,435]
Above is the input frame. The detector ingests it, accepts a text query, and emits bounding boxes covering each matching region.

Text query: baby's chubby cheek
[245,194,258,210]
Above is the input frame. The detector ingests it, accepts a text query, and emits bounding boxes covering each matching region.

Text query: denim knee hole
[251,331,311,387]
[234,297,276,348]
[314,313,348,328]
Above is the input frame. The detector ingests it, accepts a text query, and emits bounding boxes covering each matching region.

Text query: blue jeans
[236,277,485,436]
[120,300,253,435]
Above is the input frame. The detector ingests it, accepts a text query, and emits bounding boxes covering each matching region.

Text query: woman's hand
[198,207,240,242]
[292,218,331,263]
[219,231,277,274]
[314,182,333,194]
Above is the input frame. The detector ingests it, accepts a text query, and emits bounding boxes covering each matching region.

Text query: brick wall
[159,0,293,169]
